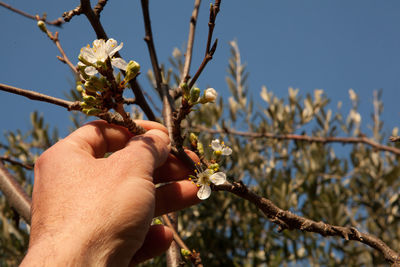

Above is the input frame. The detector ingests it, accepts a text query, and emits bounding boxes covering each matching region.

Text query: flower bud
[152,218,163,225]
[189,87,200,104]
[189,133,198,143]
[82,94,97,103]
[200,88,217,104]
[76,84,84,93]
[37,20,47,33]
[181,248,191,257]
[82,108,102,116]
[181,83,190,99]
[124,60,140,83]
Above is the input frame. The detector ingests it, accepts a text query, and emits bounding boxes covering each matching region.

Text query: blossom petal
[210,172,226,185]
[85,66,98,76]
[106,39,123,57]
[211,139,222,151]
[80,47,97,63]
[222,147,232,156]
[197,184,211,200]
[111,57,128,70]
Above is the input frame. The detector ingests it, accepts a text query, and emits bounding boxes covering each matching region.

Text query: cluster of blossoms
[190,139,232,200]
[76,39,140,115]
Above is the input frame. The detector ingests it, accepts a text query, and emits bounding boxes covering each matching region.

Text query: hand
[20,120,199,266]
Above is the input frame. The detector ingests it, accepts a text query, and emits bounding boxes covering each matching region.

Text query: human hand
[20,120,200,266]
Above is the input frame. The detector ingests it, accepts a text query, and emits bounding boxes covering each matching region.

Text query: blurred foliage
[2,41,400,266]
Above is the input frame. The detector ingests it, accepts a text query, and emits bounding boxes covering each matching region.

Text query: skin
[19,120,200,266]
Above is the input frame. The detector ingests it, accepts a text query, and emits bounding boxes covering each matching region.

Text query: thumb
[109,129,171,178]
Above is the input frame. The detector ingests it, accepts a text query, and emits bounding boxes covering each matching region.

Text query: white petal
[111,57,128,70]
[210,172,226,185]
[107,39,123,57]
[197,185,211,200]
[222,147,232,156]
[80,47,97,63]
[211,139,222,151]
[85,66,98,76]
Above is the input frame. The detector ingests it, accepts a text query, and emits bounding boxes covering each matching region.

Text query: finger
[153,150,200,184]
[109,129,171,176]
[62,120,168,158]
[154,180,200,217]
[129,225,173,266]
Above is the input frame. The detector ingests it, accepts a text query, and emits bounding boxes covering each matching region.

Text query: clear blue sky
[1,1,400,139]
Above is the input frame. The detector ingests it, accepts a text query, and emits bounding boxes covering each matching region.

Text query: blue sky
[1,0,399,139]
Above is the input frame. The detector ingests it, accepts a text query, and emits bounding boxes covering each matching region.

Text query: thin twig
[188,0,221,89]
[62,5,83,22]
[389,136,400,143]
[0,161,31,224]
[214,181,400,265]
[162,214,204,267]
[0,1,64,26]
[0,83,81,111]
[80,0,156,121]
[181,0,202,84]
[192,126,400,156]
[37,21,78,75]
[0,156,34,170]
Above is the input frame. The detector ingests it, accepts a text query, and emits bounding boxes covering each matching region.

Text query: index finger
[61,120,168,158]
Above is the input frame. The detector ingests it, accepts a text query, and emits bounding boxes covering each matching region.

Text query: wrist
[20,232,107,267]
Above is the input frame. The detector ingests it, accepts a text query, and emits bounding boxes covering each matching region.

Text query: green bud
[189,87,200,104]
[79,101,90,108]
[82,108,102,116]
[181,248,191,257]
[124,61,140,83]
[197,142,204,155]
[37,20,47,33]
[181,83,190,99]
[82,94,97,103]
[189,133,198,143]
[152,218,163,225]
[76,84,84,93]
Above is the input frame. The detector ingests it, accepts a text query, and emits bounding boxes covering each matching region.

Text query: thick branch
[193,126,400,156]
[0,161,31,224]
[0,1,63,26]
[93,0,108,17]
[0,83,81,111]
[214,181,400,265]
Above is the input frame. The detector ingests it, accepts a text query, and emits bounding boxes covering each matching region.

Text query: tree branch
[181,0,202,84]
[188,0,221,89]
[214,181,400,265]
[0,83,81,111]
[62,5,83,22]
[0,161,31,224]
[192,125,400,156]
[93,0,108,17]
[0,156,34,170]
[162,214,203,267]
[0,1,64,26]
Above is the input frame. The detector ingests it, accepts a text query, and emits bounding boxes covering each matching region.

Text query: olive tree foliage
[1,1,400,266]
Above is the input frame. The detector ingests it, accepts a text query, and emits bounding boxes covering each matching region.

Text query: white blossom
[204,88,218,102]
[79,38,127,76]
[211,139,232,156]
[196,169,226,200]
